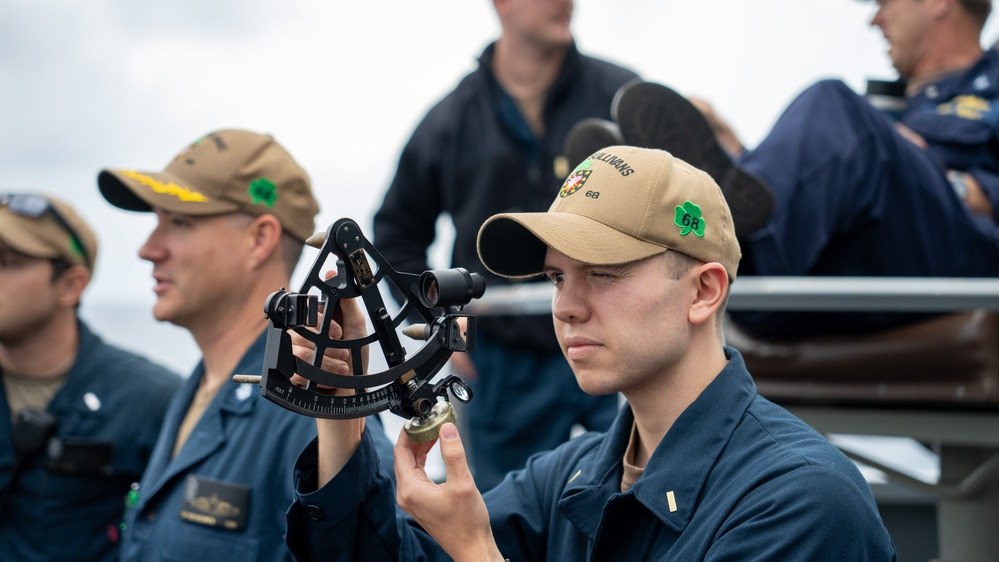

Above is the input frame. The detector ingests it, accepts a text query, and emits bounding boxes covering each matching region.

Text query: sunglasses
[0,193,91,269]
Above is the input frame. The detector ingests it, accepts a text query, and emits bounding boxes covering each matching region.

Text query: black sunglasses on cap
[0,193,91,269]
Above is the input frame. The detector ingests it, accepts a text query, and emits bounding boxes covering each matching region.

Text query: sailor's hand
[447,317,478,381]
[289,268,369,387]
[958,171,995,218]
[289,295,368,390]
[395,423,503,562]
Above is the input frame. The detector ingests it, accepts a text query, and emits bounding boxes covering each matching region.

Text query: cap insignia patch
[674,201,705,237]
[119,170,210,203]
[173,137,203,160]
[248,177,278,208]
[559,169,592,198]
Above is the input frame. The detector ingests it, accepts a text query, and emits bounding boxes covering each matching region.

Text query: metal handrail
[464,276,999,315]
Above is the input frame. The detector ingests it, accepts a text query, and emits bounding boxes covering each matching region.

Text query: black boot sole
[611,80,775,236]
[563,117,624,170]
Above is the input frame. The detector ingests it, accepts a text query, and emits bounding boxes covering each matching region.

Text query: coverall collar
[558,348,755,537]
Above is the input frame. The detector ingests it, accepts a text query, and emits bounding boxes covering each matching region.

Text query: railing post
[937,445,999,561]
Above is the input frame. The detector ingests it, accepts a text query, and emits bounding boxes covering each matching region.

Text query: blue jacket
[0,321,181,562]
[904,48,999,221]
[120,332,318,562]
[286,348,896,561]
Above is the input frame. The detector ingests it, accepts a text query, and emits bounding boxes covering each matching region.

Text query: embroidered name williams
[591,151,635,176]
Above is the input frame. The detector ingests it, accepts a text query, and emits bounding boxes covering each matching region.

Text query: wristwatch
[947,170,970,200]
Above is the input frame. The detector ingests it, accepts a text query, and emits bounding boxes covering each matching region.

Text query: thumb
[438,423,473,484]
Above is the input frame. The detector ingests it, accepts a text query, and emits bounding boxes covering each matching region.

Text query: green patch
[248,177,278,208]
[70,237,86,260]
[674,201,705,237]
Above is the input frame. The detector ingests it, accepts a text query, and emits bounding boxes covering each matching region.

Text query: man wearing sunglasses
[0,193,181,562]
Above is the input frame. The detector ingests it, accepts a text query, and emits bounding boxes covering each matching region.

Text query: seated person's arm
[962,167,998,219]
[893,122,995,219]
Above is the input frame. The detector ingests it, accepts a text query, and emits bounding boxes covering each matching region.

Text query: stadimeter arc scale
[233,218,486,443]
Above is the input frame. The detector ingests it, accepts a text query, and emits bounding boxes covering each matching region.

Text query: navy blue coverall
[284,348,896,561]
[0,321,180,562]
[119,331,394,562]
[733,50,999,338]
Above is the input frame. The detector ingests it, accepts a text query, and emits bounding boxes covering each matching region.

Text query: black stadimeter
[233,218,486,443]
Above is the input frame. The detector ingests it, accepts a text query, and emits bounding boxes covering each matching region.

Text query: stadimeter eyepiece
[418,268,486,309]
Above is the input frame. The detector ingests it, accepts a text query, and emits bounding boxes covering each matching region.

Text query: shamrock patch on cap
[248,177,278,208]
[674,201,704,237]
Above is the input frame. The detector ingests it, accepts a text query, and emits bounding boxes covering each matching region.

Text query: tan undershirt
[621,421,646,493]
[3,370,68,421]
[172,378,225,458]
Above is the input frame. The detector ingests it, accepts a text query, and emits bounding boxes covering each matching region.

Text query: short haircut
[662,250,703,281]
[280,234,305,278]
[959,0,992,28]
[661,250,732,332]
[50,259,72,282]
[225,212,303,277]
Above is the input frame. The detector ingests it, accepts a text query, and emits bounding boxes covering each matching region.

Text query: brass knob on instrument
[403,401,457,443]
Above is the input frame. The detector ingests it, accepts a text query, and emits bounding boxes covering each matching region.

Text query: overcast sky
[3,0,998,373]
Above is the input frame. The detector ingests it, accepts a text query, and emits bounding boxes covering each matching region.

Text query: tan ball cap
[477,146,741,281]
[98,129,319,242]
[0,193,97,270]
